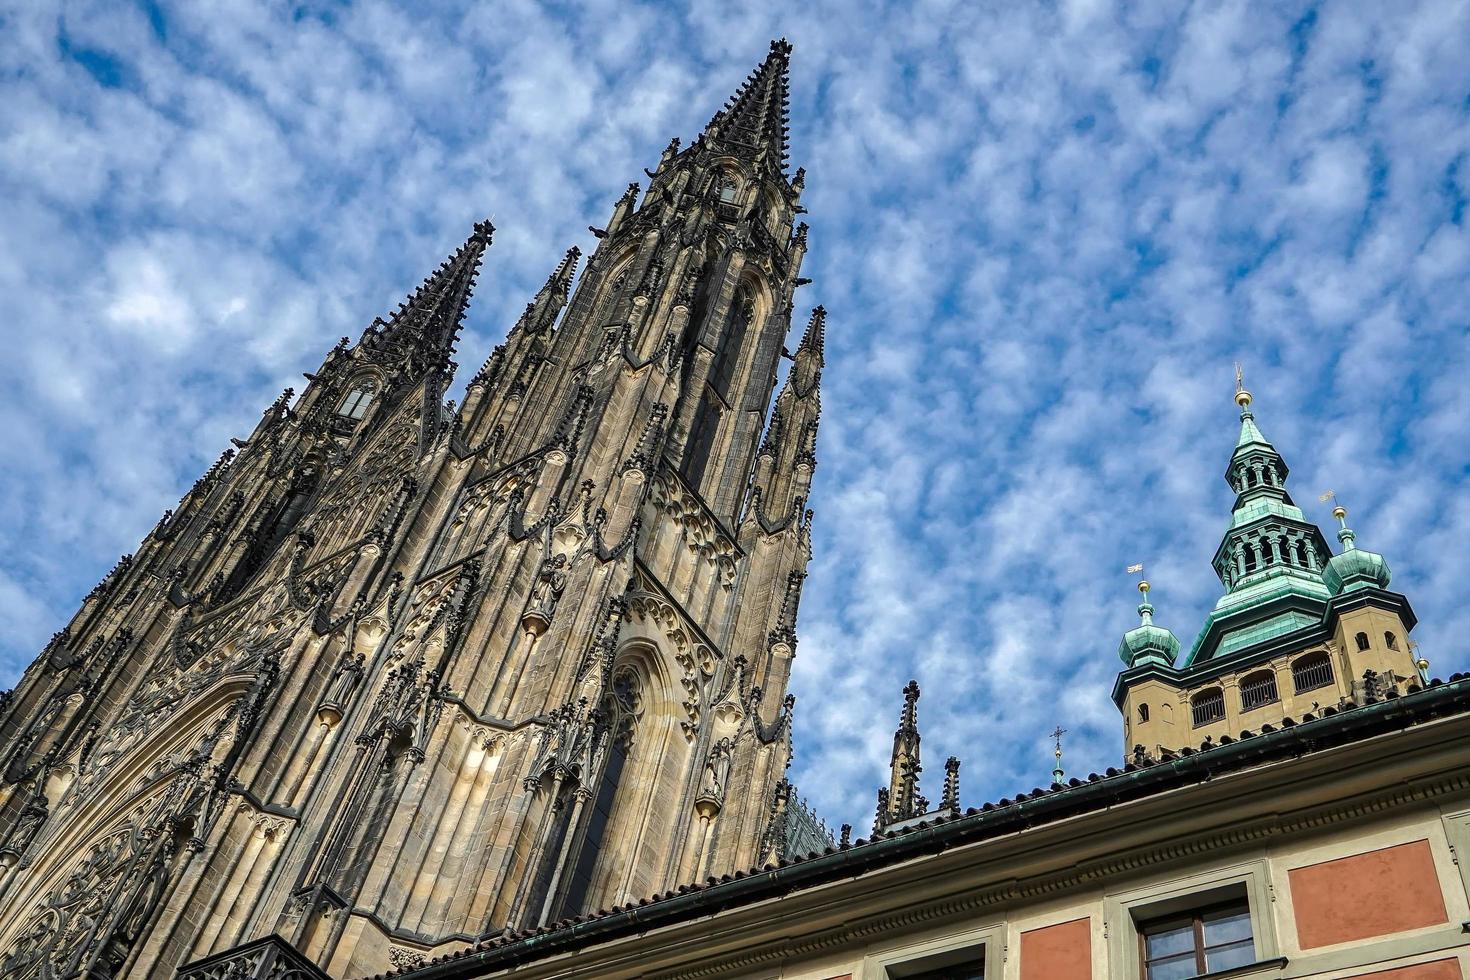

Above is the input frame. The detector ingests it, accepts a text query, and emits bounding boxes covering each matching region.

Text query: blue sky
[3,0,1470,831]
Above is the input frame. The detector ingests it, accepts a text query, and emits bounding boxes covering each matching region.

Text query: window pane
[1145,954,1199,980]
[906,958,984,980]
[1202,909,1252,946]
[1144,922,1194,959]
[1205,941,1254,972]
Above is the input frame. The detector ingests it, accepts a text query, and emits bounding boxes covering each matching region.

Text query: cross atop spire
[704,39,794,175]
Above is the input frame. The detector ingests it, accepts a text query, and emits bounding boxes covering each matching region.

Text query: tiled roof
[365,672,1470,980]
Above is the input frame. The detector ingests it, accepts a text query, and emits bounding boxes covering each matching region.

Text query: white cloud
[3,0,1470,837]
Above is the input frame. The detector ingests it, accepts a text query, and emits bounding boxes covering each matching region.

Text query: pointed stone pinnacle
[798,306,825,358]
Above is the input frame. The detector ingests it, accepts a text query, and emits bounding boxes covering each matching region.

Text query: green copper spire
[1322,505,1392,595]
[1183,382,1337,667]
[1119,580,1181,668]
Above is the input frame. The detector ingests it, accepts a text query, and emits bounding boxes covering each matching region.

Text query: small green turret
[1322,505,1392,595]
[1118,580,1181,668]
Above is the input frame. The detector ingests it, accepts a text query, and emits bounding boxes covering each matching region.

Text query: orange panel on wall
[1289,839,1448,949]
[1343,959,1462,979]
[1020,917,1091,980]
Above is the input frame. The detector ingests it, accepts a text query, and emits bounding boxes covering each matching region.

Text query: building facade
[334,390,1470,980]
[3,37,1469,980]
[0,41,826,980]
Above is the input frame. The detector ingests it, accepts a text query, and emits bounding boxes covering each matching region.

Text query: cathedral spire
[366,219,494,370]
[704,39,794,175]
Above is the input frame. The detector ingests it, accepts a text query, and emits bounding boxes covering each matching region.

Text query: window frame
[1104,859,1279,980]
[863,920,1001,980]
[336,383,377,421]
[1137,895,1254,978]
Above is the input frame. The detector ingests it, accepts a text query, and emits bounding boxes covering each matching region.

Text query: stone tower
[0,40,824,979]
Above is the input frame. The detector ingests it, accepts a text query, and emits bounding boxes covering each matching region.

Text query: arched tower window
[710,287,755,400]
[1355,631,1371,652]
[1239,670,1279,711]
[559,667,641,917]
[1190,688,1225,727]
[1292,652,1334,693]
[1138,703,1150,723]
[1384,631,1398,650]
[1295,541,1309,567]
[336,382,377,421]
[218,463,321,602]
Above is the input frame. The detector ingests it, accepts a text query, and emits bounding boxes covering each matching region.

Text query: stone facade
[0,40,823,980]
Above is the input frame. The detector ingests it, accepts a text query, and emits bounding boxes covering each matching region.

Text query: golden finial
[1320,490,1347,525]
[1234,362,1252,408]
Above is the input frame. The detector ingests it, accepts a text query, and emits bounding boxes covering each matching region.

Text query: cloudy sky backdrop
[4,0,1470,830]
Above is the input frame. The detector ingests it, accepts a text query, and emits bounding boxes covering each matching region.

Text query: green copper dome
[1322,518,1391,595]
[1118,589,1180,668]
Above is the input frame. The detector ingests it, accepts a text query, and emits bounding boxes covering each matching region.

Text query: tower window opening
[1190,688,1225,728]
[1355,631,1370,652]
[1295,541,1309,567]
[1246,469,1258,488]
[1385,631,1398,650]
[717,177,740,205]
[1239,670,1279,711]
[1292,653,1334,693]
[337,384,376,421]
[1243,544,1258,574]
[1138,703,1150,723]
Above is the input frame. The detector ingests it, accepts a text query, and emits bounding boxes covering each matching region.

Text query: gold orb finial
[1416,657,1430,672]
[1138,580,1151,595]
[1234,388,1253,408]
[1332,505,1347,521]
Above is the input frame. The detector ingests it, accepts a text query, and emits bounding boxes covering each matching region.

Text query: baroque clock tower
[0,40,825,979]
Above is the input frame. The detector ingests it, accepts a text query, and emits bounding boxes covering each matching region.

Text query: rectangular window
[1139,899,1253,979]
[887,949,984,979]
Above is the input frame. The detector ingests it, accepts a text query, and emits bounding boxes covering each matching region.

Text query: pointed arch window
[1191,688,1225,727]
[560,666,641,917]
[710,287,755,399]
[337,382,377,421]
[218,463,320,602]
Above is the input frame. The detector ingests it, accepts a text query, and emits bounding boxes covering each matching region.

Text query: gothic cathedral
[0,41,826,979]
